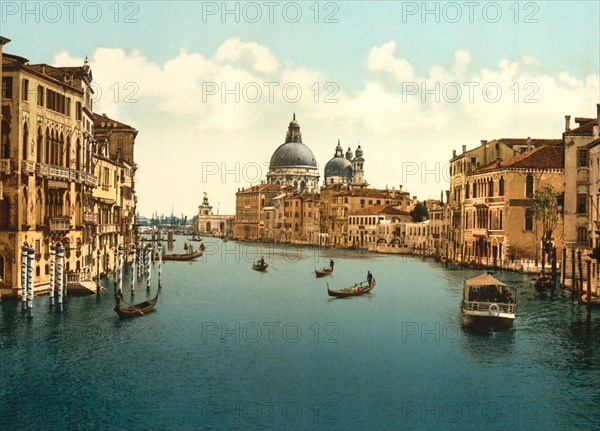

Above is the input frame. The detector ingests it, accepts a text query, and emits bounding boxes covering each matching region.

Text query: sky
[2,1,599,217]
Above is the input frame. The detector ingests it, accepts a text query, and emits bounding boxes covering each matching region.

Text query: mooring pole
[131,244,136,293]
[21,243,27,311]
[158,244,163,289]
[27,246,34,318]
[49,243,55,306]
[57,243,64,312]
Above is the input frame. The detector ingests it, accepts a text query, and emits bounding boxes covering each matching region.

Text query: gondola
[315,266,333,277]
[114,292,158,319]
[252,261,268,271]
[327,279,375,298]
[189,236,203,242]
[161,249,203,261]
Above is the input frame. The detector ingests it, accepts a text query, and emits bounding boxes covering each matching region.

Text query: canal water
[1,237,598,430]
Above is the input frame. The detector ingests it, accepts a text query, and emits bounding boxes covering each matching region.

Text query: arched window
[0,197,10,228]
[45,127,50,164]
[499,177,505,196]
[525,209,533,231]
[465,182,470,199]
[488,179,494,197]
[1,120,10,158]
[37,127,43,163]
[22,122,29,160]
[525,175,534,198]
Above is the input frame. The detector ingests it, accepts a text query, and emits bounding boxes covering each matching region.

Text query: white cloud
[52,39,599,216]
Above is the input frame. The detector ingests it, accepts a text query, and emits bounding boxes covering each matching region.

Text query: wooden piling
[577,249,583,304]
[587,260,592,315]
[49,243,55,306]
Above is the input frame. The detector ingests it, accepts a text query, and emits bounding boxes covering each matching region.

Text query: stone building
[563,106,600,250]
[266,114,319,193]
[1,52,96,292]
[234,183,280,240]
[463,145,564,266]
[0,44,138,297]
[347,205,411,250]
[320,185,414,247]
[447,137,561,261]
[92,113,138,272]
[196,193,234,237]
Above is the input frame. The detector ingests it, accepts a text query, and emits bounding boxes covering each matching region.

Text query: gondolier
[330,259,334,270]
[367,271,373,285]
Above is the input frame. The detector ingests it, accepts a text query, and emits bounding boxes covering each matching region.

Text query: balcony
[36,163,98,186]
[49,217,71,231]
[22,160,35,175]
[98,224,117,234]
[0,159,11,174]
[472,228,488,237]
[83,212,98,224]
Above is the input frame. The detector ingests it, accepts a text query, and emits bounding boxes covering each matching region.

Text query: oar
[268,264,279,271]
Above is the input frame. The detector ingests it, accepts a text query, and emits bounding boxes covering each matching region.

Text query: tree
[411,202,429,222]
[530,185,560,276]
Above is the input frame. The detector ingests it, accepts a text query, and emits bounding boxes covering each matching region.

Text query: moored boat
[114,292,158,319]
[161,249,202,261]
[327,279,375,298]
[461,273,516,333]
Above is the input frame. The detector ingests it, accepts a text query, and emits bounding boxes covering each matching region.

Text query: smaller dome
[325,156,353,178]
[355,144,363,158]
[346,147,353,161]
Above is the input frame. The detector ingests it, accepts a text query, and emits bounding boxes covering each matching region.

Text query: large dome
[269,114,317,169]
[325,155,352,177]
[269,142,317,168]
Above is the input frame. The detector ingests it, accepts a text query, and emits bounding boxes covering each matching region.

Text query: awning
[465,273,507,287]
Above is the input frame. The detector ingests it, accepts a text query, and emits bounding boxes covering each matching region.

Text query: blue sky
[2,1,599,216]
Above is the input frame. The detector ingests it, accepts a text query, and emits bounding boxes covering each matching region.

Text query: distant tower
[352,144,366,185]
[199,192,213,216]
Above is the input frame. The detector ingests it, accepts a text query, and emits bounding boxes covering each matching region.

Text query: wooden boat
[315,266,334,277]
[252,261,268,271]
[461,273,516,334]
[114,293,158,319]
[161,249,202,261]
[189,236,203,242]
[530,274,555,292]
[327,279,375,298]
[581,293,600,308]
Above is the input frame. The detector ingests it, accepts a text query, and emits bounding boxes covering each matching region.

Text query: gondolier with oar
[330,259,334,270]
[367,271,373,285]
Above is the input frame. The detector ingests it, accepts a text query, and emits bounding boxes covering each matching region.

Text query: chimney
[399,185,403,191]
[480,140,487,146]
[462,145,466,153]
[445,190,450,203]
[452,149,456,158]
[565,115,571,132]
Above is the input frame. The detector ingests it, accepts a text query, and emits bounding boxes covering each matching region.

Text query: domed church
[323,140,366,187]
[266,114,320,193]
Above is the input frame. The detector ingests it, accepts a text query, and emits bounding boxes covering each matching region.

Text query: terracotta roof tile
[350,205,411,216]
[566,118,598,136]
[472,145,564,174]
[495,138,562,147]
